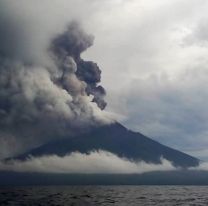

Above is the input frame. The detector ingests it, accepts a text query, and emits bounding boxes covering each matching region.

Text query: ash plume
[52,22,107,110]
[0,21,111,158]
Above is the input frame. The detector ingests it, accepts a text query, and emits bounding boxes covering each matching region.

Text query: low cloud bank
[191,162,208,171]
[0,150,176,174]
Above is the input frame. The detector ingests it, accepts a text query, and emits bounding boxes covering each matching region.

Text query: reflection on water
[0,186,208,206]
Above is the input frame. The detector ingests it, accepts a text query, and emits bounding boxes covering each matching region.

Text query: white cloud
[191,161,208,171]
[0,150,176,174]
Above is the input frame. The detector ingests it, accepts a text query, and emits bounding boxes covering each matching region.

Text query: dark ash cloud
[51,22,107,110]
[0,11,112,158]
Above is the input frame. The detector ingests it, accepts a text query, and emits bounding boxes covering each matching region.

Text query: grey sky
[1,0,208,160]
[82,0,208,160]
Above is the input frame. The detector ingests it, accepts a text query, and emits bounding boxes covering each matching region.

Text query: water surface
[0,186,207,205]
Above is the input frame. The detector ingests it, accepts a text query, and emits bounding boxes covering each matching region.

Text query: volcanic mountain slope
[16,123,199,168]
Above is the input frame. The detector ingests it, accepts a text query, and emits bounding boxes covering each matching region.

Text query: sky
[82,0,208,160]
[0,0,208,161]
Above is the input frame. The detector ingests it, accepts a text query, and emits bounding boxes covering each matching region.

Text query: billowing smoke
[52,22,107,110]
[0,18,111,158]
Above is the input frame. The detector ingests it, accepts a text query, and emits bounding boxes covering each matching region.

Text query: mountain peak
[13,123,199,168]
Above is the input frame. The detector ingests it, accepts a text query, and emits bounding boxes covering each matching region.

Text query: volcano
[15,123,199,168]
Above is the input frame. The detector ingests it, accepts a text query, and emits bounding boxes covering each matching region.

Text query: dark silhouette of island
[15,123,199,168]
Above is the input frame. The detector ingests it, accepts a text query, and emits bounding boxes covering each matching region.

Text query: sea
[0,186,207,206]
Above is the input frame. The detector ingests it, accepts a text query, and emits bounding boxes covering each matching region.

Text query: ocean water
[0,186,207,206]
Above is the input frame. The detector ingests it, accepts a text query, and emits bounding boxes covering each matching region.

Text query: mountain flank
[15,123,199,168]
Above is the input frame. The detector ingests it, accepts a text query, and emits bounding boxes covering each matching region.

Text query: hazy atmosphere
[1,0,208,175]
[2,2,208,205]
